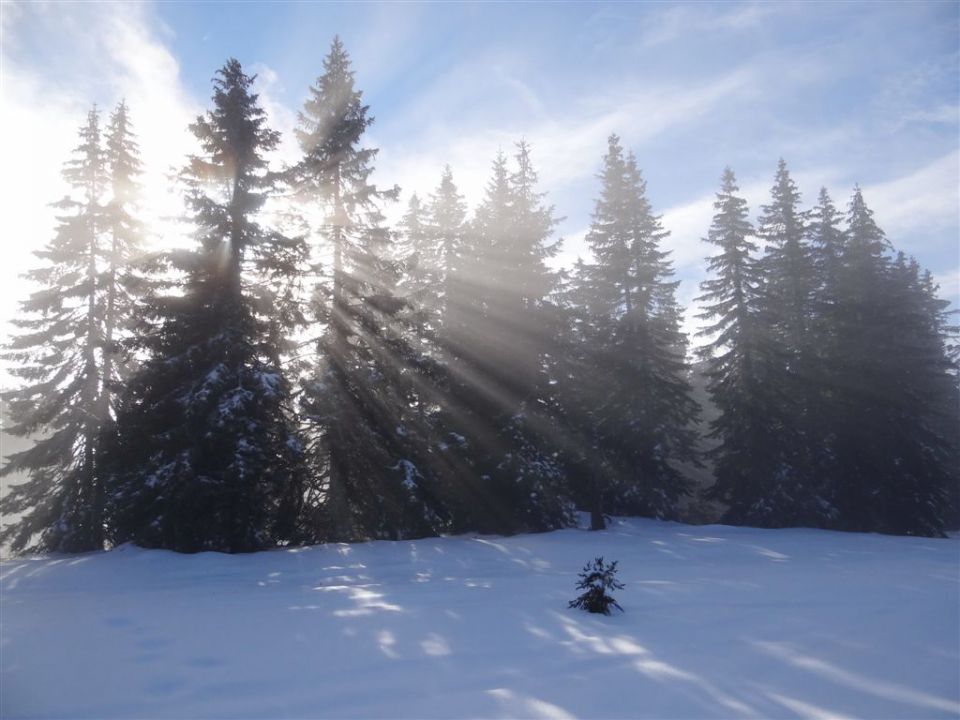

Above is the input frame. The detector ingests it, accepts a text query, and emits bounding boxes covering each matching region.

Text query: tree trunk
[590,474,606,531]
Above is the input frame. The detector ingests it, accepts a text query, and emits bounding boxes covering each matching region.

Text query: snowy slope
[2,518,958,719]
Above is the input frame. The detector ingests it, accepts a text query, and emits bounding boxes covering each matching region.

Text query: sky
[1,0,958,349]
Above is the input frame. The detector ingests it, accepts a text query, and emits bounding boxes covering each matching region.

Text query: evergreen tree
[395,194,434,345]
[100,101,151,419]
[568,557,625,615]
[404,166,484,534]
[697,168,786,526]
[566,135,698,527]
[104,60,307,553]
[445,144,572,533]
[2,103,148,553]
[808,188,846,323]
[396,169,474,516]
[292,37,445,542]
[807,187,846,358]
[755,160,825,524]
[2,108,108,552]
[827,189,956,535]
[826,187,891,532]
[429,165,468,332]
[805,186,847,521]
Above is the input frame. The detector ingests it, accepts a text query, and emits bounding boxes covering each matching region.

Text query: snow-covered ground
[2,518,958,719]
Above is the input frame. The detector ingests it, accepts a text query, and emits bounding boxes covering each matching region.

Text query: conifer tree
[566,135,698,526]
[755,160,825,524]
[395,194,435,349]
[826,189,956,535]
[100,101,150,418]
[697,169,786,525]
[292,38,445,542]
[758,161,813,357]
[405,166,483,533]
[568,557,625,615]
[826,187,891,531]
[446,144,572,533]
[2,108,108,552]
[429,165,468,331]
[2,103,149,553]
[807,187,846,354]
[805,186,847,518]
[104,60,306,553]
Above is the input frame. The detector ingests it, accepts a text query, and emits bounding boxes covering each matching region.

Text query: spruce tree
[805,186,846,522]
[429,165,468,332]
[394,170,474,518]
[2,104,148,553]
[407,166,486,534]
[697,168,786,526]
[100,101,150,419]
[755,160,824,524]
[827,189,956,535]
[104,60,306,553]
[807,187,846,357]
[395,194,436,350]
[2,108,108,552]
[827,187,891,532]
[446,144,572,533]
[568,557,625,615]
[567,135,698,526]
[292,38,446,542]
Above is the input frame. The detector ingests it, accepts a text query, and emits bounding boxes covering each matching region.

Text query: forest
[3,38,958,555]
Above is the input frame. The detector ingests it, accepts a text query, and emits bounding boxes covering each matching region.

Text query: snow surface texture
[2,518,958,719]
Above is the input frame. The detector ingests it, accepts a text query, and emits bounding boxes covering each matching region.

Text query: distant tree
[492,142,572,532]
[559,257,616,531]
[2,103,147,554]
[389,167,482,533]
[755,160,826,525]
[805,186,847,521]
[826,189,956,536]
[442,146,572,533]
[429,165,468,331]
[566,135,698,528]
[291,37,452,542]
[808,187,846,334]
[398,170,480,531]
[697,168,787,526]
[104,60,307,553]
[394,194,436,355]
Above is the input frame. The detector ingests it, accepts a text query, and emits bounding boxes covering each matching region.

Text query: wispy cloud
[901,103,960,126]
[251,62,301,169]
[377,64,757,226]
[864,150,960,252]
[638,2,782,48]
[0,3,200,333]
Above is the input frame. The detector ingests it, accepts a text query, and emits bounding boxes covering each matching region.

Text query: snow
[391,459,419,492]
[2,518,958,719]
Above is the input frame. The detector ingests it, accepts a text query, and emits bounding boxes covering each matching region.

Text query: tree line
[3,39,957,554]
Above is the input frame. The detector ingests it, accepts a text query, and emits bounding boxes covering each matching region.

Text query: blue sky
[2,1,958,335]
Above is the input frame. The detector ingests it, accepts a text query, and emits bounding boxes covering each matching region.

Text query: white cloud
[863,150,960,248]
[377,65,757,230]
[901,103,960,126]
[639,2,781,48]
[251,62,301,169]
[0,2,201,362]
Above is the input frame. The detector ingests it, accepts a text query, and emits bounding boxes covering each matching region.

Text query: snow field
[2,518,958,719]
